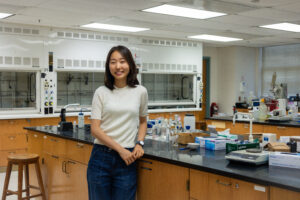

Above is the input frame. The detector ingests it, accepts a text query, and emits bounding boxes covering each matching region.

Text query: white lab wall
[203,46,258,115]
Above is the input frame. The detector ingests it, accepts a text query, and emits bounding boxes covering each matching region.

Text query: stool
[2,153,46,200]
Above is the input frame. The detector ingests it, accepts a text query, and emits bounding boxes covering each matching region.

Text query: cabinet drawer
[66,140,92,164]
[0,134,27,150]
[43,135,66,157]
[0,149,27,166]
[264,125,300,138]
[0,119,29,134]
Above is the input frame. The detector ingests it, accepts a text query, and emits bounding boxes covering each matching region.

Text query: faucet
[233,112,254,142]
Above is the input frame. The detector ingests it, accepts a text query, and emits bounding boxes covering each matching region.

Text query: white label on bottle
[254,185,266,192]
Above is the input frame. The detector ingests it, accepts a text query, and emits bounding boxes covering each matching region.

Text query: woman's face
[109,50,130,82]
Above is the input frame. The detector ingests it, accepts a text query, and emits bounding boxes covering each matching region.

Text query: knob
[45,102,48,106]
[49,102,53,106]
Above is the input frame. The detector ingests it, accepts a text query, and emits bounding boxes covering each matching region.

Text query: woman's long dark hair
[104,45,139,90]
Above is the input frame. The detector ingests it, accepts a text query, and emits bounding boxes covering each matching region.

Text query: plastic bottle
[78,109,85,128]
[258,99,268,121]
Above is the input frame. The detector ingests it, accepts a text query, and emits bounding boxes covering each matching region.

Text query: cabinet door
[43,153,68,200]
[64,160,88,200]
[270,187,300,200]
[137,159,159,200]
[27,131,44,155]
[208,174,232,200]
[137,159,189,200]
[156,161,189,200]
[232,179,268,200]
[190,169,209,200]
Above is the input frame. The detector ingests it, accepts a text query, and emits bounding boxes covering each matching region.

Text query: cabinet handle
[139,160,152,164]
[50,138,58,142]
[235,183,239,188]
[34,134,38,138]
[9,136,16,140]
[186,180,190,191]
[76,143,84,148]
[244,124,249,128]
[216,179,232,186]
[277,126,286,130]
[51,155,59,159]
[68,160,76,165]
[140,167,152,171]
[8,151,16,154]
[43,136,47,139]
[62,161,66,173]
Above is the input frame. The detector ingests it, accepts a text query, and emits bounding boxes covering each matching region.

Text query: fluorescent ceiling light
[260,23,300,32]
[81,23,149,32]
[0,12,14,19]
[143,4,226,19]
[188,34,242,42]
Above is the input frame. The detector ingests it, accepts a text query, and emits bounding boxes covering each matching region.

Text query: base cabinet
[270,187,300,200]
[137,158,189,200]
[190,172,268,200]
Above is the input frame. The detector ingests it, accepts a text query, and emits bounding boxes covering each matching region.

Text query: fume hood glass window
[0,72,36,110]
[57,72,104,107]
[141,74,194,104]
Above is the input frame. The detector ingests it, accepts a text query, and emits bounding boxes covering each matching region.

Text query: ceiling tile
[220,0,298,8]
[239,8,300,22]
[275,2,300,14]
[208,14,276,26]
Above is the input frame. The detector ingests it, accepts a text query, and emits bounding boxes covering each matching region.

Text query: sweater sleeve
[91,88,103,120]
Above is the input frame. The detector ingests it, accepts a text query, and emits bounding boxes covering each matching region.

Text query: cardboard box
[177,132,210,144]
[269,152,300,169]
[267,142,290,152]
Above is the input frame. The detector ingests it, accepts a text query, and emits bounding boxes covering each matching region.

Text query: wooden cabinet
[232,178,269,200]
[263,125,300,138]
[190,169,208,200]
[64,160,88,200]
[66,140,92,165]
[208,174,232,200]
[226,123,264,134]
[43,135,67,157]
[270,186,300,200]
[137,158,189,200]
[43,153,68,200]
[190,171,268,200]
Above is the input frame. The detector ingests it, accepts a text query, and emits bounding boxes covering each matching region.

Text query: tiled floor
[0,168,37,200]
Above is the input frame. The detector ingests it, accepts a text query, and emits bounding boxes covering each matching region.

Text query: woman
[87,45,148,200]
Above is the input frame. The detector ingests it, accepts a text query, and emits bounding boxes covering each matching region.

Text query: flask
[78,109,84,128]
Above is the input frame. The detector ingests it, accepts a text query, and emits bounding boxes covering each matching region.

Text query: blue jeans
[87,144,137,200]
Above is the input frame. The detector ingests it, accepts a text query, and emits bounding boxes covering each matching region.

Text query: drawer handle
[8,151,16,154]
[216,179,232,186]
[51,155,59,159]
[139,160,152,164]
[277,126,286,130]
[50,138,58,142]
[68,160,76,165]
[34,134,38,138]
[43,136,47,139]
[76,143,84,148]
[140,167,152,171]
[9,136,16,140]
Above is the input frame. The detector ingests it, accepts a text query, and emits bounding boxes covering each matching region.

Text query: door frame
[203,57,210,118]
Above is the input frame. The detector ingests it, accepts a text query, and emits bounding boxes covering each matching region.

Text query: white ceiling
[1,0,300,47]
